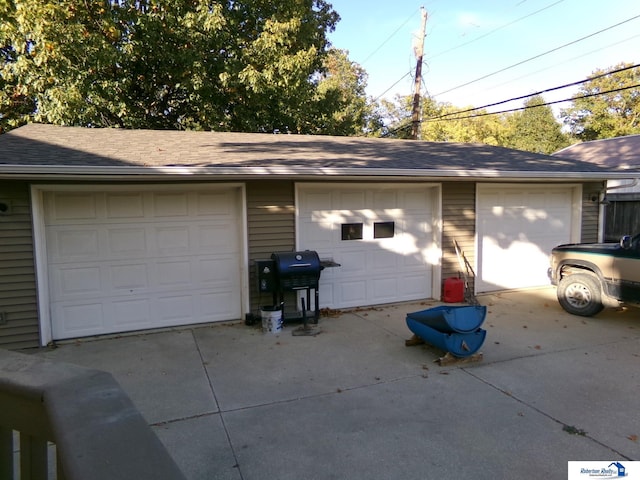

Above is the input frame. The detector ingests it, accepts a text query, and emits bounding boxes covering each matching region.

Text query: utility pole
[411,7,427,140]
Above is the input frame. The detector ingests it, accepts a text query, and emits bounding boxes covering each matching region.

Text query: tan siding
[581,182,603,243]
[0,182,39,349]
[246,180,296,313]
[441,182,476,295]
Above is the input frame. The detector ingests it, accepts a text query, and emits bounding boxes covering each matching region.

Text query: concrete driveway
[36,286,640,479]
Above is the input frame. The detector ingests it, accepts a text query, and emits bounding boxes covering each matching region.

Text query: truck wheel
[557,273,604,317]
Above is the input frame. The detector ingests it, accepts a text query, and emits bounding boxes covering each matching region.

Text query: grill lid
[271,250,321,290]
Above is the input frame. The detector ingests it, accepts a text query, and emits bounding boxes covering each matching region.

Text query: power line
[432,13,640,98]
[426,0,567,62]
[381,75,640,137]
[381,118,413,137]
[467,33,640,100]
[424,83,640,123]
[371,1,567,105]
[371,69,413,102]
[432,63,640,120]
[360,7,421,66]
[367,7,425,102]
[372,12,640,107]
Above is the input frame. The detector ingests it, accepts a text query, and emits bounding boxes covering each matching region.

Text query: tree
[503,95,570,154]
[309,48,381,136]
[376,94,414,139]
[379,94,505,144]
[420,102,505,145]
[1,0,366,134]
[561,63,640,140]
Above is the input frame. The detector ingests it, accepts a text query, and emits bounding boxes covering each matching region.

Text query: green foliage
[380,95,506,145]
[561,63,640,140]
[377,95,413,139]
[502,95,570,154]
[377,62,639,151]
[421,102,505,145]
[380,94,569,154]
[311,48,375,136]
[1,0,379,134]
[4,1,635,145]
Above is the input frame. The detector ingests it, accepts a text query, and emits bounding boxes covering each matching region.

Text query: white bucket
[261,307,283,334]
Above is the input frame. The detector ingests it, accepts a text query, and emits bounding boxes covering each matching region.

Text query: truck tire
[557,273,604,317]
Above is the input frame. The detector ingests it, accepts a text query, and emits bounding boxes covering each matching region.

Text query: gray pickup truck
[548,233,640,316]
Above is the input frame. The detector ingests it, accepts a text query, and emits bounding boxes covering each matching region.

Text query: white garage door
[43,187,243,340]
[297,184,439,309]
[476,184,579,293]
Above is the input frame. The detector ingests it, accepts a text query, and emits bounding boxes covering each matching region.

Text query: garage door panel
[44,187,243,340]
[300,220,334,249]
[108,228,147,255]
[405,191,429,209]
[112,299,150,327]
[156,294,194,321]
[199,223,238,251]
[340,280,367,304]
[153,193,189,217]
[481,240,551,289]
[340,191,367,209]
[399,273,430,296]
[373,191,397,208]
[298,184,436,309]
[370,249,398,271]
[106,193,144,218]
[157,260,191,286]
[155,226,190,253]
[49,229,100,260]
[503,192,525,207]
[304,192,332,211]
[200,257,236,284]
[53,303,104,338]
[201,292,239,318]
[47,193,97,221]
[196,192,234,215]
[111,264,148,289]
[59,266,101,296]
[337,249,367,275]
[318,282,335,306]
[372,277,398,299]
[400,252,421,269]
[477,185,576,292]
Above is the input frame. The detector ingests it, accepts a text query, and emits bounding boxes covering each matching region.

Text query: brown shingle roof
[1,124,637,179]
[553,135,640,169]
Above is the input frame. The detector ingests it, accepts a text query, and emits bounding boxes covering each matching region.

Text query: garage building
[1,124,636,348]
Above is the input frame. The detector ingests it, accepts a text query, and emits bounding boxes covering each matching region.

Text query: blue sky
[327,0,640,113]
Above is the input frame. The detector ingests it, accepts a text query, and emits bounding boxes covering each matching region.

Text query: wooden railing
[0,349,186,480]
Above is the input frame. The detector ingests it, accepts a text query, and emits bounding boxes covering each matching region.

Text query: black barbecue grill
[256,250,336,325]
[271,250,321,323]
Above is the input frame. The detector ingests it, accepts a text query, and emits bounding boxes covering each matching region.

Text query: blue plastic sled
[406,317,486,358]
[406,305,486,334]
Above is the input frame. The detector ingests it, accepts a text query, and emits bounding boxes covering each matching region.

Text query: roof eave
[0,165,636,181]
